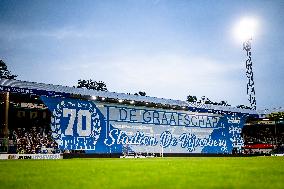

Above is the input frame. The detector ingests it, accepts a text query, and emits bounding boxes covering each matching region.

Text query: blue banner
[41,96,247,154]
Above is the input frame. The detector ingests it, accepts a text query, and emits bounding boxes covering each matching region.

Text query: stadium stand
[242,118,284,155]
[11,126,59,154]
[0,78,283,156]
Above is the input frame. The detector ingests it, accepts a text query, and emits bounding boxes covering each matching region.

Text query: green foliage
[186,94,231,106]
[0,157,283,189]
[237,105,252,109]
[134,91,146,96]
[0,60,17,79]
[186,94,197,103]
[77,79,107,91]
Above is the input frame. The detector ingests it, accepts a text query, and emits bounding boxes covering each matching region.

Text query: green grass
[0,157,283,189]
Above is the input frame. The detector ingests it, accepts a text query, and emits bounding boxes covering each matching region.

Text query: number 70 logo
[62,108,93,137]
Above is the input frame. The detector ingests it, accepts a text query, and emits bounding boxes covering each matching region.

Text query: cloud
[0,25,102,40]
[105,53,242,86]
[52,52,243,102]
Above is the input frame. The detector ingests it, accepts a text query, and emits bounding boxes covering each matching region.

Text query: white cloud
[53,52,243,103]
[0,25,102,40]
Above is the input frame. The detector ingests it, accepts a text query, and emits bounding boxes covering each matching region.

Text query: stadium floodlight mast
[234,17,258,110]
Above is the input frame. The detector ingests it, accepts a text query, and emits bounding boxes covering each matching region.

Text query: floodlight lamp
[234,17,258,42]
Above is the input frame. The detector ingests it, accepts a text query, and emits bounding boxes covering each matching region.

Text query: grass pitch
[0,157,283,189]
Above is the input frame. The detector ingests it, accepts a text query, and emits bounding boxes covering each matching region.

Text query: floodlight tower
[243,39,256,110]
[234,18,258,110]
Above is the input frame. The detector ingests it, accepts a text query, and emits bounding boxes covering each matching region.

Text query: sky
[0,0,283,110]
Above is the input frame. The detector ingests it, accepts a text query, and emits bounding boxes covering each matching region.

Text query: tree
[188,93,231,106]
[204,98,213,104]
[77,79,88,88]
[218,101,230,106]
[200,96,213,104]
[236,105,252,109]
[186,94,197,103]
[0,60,17,79]
[134,91,146,96]
[76,79,108,91]
[96,81,107,91]
[138,91,146,96]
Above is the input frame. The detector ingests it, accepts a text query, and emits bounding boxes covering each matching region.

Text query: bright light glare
[233,17,258,42]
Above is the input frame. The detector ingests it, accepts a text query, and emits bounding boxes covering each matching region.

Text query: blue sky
[0,0,283,109]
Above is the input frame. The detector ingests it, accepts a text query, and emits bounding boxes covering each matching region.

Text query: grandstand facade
[0,79,283,156]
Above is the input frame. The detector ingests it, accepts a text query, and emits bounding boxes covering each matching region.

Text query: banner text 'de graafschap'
[106,106,220,128]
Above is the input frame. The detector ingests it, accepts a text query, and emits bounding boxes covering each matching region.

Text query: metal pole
[0,92,9,138]
[275,123,277,145]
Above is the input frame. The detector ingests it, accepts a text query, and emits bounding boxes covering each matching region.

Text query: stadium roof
[257,107,284,117]
[0,78,258,115]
